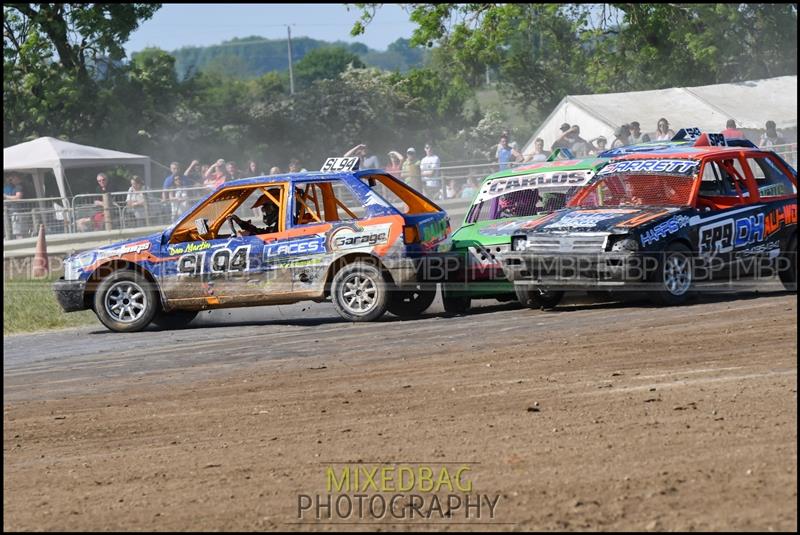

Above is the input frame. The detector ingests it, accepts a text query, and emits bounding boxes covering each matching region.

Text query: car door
[280,180,369,295]
[694,155,763,277]
[160,184,290,309]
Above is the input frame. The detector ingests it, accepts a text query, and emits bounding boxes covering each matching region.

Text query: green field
[3,277,96,335]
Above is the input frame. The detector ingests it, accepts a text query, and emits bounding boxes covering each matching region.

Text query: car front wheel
[441,285,471,314]
[93,269,159,332]
[387,283,437,318]
[650,242,693,305]
[515,285,564,309]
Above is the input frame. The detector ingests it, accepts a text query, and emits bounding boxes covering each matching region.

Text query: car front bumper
[53,278,89,312]
[499,251,652,289]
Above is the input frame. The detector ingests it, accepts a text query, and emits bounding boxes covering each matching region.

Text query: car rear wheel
[93,269,159,332]
[331,260,388,322]
[387,283,437,318]
[150,310,199,330]
[650,242,693,306]
[514,285,564,309]
[778,234,797,292]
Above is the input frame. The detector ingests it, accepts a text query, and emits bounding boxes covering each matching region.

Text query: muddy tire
[93,269,159,332]
[331,260,388,322]
[387,283,437,318]
[151,310,199,330]
[650,242,693,306]
[778,234,797,292]
[515,285,564,309]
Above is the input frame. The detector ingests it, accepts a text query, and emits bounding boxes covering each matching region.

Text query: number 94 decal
[178,245,251,275]
[320,157,359,172]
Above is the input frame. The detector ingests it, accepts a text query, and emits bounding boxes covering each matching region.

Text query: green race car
[438,155,610,313]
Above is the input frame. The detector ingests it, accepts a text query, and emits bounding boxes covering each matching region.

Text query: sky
[124,3,419,54]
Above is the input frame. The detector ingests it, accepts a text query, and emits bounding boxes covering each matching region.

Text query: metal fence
[3,143,797,241]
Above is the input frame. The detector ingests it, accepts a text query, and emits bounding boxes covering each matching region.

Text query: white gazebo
[3,136,152,203]
[522,75,798,157]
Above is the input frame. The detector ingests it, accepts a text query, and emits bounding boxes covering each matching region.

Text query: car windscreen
[571,173,696,208]
[465,169,595,223]
[466,187,578,223]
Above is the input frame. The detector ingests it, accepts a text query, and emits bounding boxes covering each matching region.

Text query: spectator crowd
[3,118,796,238]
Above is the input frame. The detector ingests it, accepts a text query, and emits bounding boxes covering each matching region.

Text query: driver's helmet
[252,188,281,224]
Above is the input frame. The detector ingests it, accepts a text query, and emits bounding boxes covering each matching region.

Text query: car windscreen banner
[598,159,698,176]
[474,170,595,204]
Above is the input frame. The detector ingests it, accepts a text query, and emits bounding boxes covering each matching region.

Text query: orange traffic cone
[32,224,49,278]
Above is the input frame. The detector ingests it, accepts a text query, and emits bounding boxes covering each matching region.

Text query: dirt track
[3,291,797,531]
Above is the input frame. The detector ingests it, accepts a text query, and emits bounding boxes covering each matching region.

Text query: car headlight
[64,258,81,280]
[511,235,528,251]
[611,237,639,253]
[437,238,453,253]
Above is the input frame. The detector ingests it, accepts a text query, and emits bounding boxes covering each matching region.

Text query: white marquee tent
[3,136,152,203]
[522,75,797,157]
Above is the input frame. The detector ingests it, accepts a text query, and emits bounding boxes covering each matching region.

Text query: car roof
[607,145,772,161]
[219,168,387,189]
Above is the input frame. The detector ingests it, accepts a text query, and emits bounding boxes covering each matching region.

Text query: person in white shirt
[420,143,442,198]
[525,138,549,162]
[170,175,191,219]
[125,175,147,226]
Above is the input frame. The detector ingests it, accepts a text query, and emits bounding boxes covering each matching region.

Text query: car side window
[699,160,746,199]
[293,181,366,226]
[746,156,796,198]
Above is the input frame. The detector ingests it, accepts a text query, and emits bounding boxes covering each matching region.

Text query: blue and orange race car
[499,131,798,307]
[54,158,450,331]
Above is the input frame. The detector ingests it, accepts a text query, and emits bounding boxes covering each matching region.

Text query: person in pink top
[721,119,745,139]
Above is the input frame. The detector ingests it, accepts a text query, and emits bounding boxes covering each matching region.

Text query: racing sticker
[168,241,211,256]
[327,223,391,251]
[178,245,251,275]
[597,159,698,176]
[97,241,151,260]
[475,171,592,205]
[764,204,797,237]
[640,215,691,247]
[543,210,638,229]
[699,214,764,254]
[263,236,325,258]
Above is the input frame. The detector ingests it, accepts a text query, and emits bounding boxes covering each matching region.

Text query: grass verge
[4,277,96,335]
